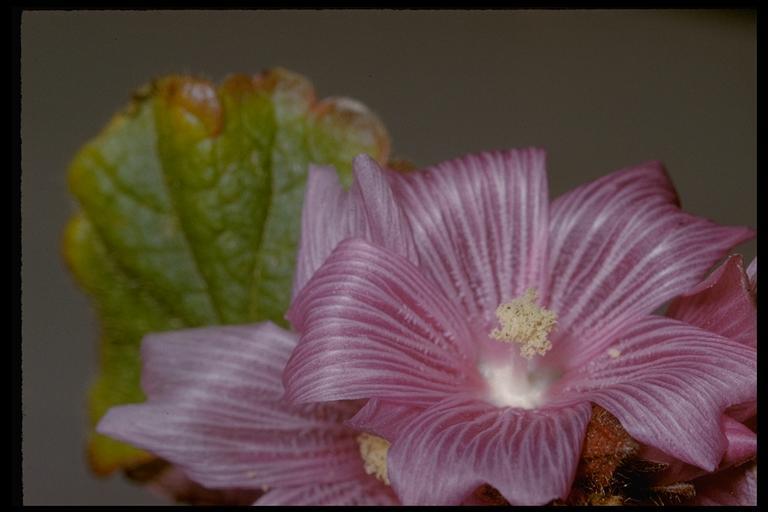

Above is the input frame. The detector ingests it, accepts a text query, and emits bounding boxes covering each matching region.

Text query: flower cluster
[98,149,756,505]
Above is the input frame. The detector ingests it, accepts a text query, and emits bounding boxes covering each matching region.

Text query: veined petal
[725,400,756,424]
[746,257,757,295]
[139,323,294,400]
[392,149,549,329]
[292,156,415,298]
[145,465,263,505]
[641,414,756,486]
[717,416,756,472]
[692,461,757,506]
[254,476,399,506]
[556,317,756,472]
[387,396,591,505]
[286,238,483,405]
[667,254,756,348]
[346,398,425,441]
[545,161,753,367]
[665,254,756,431]
[97,323,363,489]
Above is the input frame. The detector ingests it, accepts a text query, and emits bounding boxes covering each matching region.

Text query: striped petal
[144,465,263,505]
[392,149,549,330]
[285,238,483,406]
[545,161,753,368]
[292,155,415,298]
[641,414,757,486]
[666,253,757,460]
[725,400,757,425]
[255,476,399,506]
[97,323,364,489]
[346,398,425,441]
[713,417,756,473]
[556,317,756,472]
[667,254,756,348]
[692,461,757,506]
[746,257,757,295]
[387,396,591,505]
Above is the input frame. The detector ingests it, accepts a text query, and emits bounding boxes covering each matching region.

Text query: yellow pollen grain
[490,288,557,359]
[608,347,621,359]
[357,433,390,485]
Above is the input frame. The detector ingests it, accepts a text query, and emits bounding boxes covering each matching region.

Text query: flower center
[490,288,557,359]
[479,362,559,409]
[357,433,390,485]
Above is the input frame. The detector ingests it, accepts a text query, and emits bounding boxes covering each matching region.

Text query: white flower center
[490,288,557,359]
[357,433,390,485]
[479,362,557,409]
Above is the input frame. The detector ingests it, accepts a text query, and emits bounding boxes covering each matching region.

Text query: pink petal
[725,400,756,424]
[665,254,756,429]
[145,464,263,505]
[545,161,754,368]
[391,148,549,329]
[641,414,756,486]
[692,460,757,506]
[285,238,484,406]
[717,416,757,471]
[667,254,756,348]
[746,257,757,295]
[255,475,399,506]
[292,156,415,298]
[386,396,591,505]
[555,316,756,472]
[97,323,364,489]
[346,398,425,441]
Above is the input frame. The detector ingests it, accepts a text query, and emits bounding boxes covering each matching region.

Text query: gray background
[21,10,756,505]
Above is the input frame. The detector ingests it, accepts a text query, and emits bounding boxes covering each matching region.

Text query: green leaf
[63,69,390,474]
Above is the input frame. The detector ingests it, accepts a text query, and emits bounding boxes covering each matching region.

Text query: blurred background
[21,9,756,505]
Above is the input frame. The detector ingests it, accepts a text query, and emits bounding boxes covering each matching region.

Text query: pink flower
[283,149,756,505]
[96,323,398,505]
[641,254,757,505]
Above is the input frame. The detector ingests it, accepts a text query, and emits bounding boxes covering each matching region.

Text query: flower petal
[666,254,756,428]
[97,323,364,489]
[145,464,263,505]
[392,149,549,329]
[746,257,757,295]
[545,161,753,367]
[386,396,591,505]
[725,400,756,424]
[346,398,425,441]
[667,254,756,348]
[641,414,757,486]
[292,156,415,298]
[692,461,757,506]
[717,416,756,471]
[556,316,756,472]
[286,238,483,405]
[254,476,399,506]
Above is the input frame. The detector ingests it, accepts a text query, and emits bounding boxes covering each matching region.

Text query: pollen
[490,288,557,359]
[357,433,390,485]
